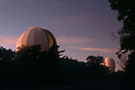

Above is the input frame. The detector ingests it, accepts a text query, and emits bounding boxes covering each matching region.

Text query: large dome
[16,27,56,51]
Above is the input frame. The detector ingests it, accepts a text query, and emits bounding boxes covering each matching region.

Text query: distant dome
[16,27,56,51]
[104,57,115,72]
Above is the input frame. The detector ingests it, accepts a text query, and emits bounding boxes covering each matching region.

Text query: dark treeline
[0,45,126,89]
[0,0,134,89]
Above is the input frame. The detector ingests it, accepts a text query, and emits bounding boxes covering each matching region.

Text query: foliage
[15,45,62,81]
[0,45,111,84]
[109,0,135,51]
[109,0,135,82]
[86,55,104,64]
[86,55,109,79]
[0,47,15,61]
[124,52,135,81]
[0,47,15,82]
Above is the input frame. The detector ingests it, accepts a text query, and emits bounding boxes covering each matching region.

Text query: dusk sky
[0,0,122,70]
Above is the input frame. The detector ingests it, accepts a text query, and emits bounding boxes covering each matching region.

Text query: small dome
[16,27,56,51]
[104,57,115,68]
[104,57,115,72]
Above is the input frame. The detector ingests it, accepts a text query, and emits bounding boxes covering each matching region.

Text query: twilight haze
[0,0,122,70]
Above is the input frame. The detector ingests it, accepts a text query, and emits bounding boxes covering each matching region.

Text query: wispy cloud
[57,36,95,44]
[70,46,116,53]
[52,13,93,29]
[0,35,17,46]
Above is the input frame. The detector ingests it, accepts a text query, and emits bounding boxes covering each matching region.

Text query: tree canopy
[109,0,135,82]
[86,55,104,64]
[109,0,135,51]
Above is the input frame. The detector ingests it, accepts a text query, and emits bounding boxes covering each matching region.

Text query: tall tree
[86,55,109,79]
[86,55,104,64]
[109,0,135,52]
[0,47,15,82]
[15,45,62,81]
[109,0,135,81]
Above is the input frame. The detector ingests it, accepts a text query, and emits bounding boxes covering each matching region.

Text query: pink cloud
[57,36,95,44]
[70,46,116,53]
[0,35,17,46]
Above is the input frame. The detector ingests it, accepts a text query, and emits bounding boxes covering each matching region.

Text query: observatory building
[16,27,56,51]
[104,57,115,72]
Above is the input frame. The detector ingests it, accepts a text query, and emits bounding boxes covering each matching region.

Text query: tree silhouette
[15,45,62,82]
[0,47,15,83]
[86,55,109,80]
[58,56,87,81]
[0,47,15,61]
[109,0,135,54]
[124,52,135,81]
[0,46,124,89]
[109,0,135,82]
[86,55,104,64]
[116,51,128,71]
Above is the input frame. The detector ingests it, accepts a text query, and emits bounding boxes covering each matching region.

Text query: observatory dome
[16,27,56,51]
[104,57,115,72]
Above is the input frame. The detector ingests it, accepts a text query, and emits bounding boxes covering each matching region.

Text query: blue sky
[0,0,122,70]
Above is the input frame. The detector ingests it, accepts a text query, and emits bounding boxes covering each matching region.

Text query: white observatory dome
[104,57,115,72]
[16,27,56,51]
